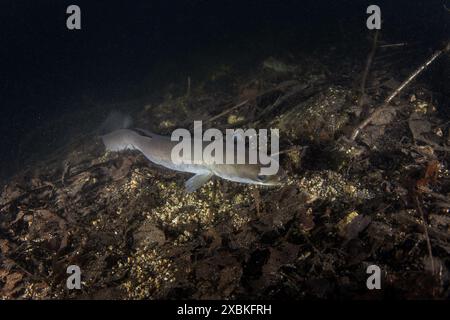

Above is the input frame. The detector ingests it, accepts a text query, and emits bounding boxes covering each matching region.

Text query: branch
[358,30,379,109]
[350,42,450,141]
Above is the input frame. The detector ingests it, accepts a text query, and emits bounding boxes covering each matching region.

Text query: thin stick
[203,81,302,128]
[202,100,249,126]
[271,145,303,157]
[358,30,379,109]
[379,43,408,48]
[350,42,450,141]
[186,76,191,97]
[413,195,435,275]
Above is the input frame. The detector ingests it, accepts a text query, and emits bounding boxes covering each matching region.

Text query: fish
[101,128,286,192]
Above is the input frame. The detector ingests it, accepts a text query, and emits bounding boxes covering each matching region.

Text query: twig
[379,43,408,48]
[186,76,191,97]
[202,100,249,126]
[413,194,436,275]
[271,145,304,157]
[61,160,71,185]
[350,42,450,141]
[205,79,310,128]
[358,30,379,109]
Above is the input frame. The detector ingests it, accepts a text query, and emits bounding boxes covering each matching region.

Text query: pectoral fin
[185,173,213,193]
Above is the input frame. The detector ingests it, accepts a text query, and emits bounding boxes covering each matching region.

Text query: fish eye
[257,174,267,182]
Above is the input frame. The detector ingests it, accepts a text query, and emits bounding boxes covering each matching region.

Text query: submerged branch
[379,43,408,48]
[413,194,436,275]
[350,42,450,141]
[358,29,379,109]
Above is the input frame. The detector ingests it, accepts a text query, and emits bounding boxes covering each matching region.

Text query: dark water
[0,0,448,182]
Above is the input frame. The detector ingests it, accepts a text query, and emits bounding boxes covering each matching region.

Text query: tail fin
[101,129,138,152]
[99,111,133,135]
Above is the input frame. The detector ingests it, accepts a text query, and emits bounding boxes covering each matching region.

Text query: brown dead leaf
[0,272,24,297]
[263,243,300,277]
[12,210,25,224]
[203,228,222,253]
[239,87,259,102]
[30,209,68,252]
[416,160,440,193]
[298,207,315,232]
[340,215,372,240]
[110,157,134,181]
[0,239,11,254]
[133,221,166,247]
[218,265,242,297]
[0,184,25,207]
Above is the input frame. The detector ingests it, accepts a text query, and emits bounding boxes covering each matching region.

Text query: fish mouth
[257,171,288,186]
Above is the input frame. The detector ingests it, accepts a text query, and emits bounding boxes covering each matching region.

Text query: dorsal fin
[130,128,153,138]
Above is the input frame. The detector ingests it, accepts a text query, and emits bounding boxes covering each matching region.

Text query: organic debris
[1,48,450,300]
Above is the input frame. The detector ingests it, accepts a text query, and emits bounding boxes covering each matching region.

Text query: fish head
[213,162,287,186]
[254,168,287,186]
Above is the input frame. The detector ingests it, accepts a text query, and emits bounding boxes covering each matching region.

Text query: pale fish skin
[101,128,285,192]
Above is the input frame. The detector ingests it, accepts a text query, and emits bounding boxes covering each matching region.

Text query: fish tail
[101,129,138,152]
[99,111,133,135]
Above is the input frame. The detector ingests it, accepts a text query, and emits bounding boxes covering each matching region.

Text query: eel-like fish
[101,128,285,192]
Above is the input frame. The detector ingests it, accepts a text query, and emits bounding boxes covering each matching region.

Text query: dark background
[0,0,448,182]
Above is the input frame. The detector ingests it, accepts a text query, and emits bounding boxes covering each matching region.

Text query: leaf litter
[1,50,450,299]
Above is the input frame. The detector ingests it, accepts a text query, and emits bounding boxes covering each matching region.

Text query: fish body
[101,128,284,192]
